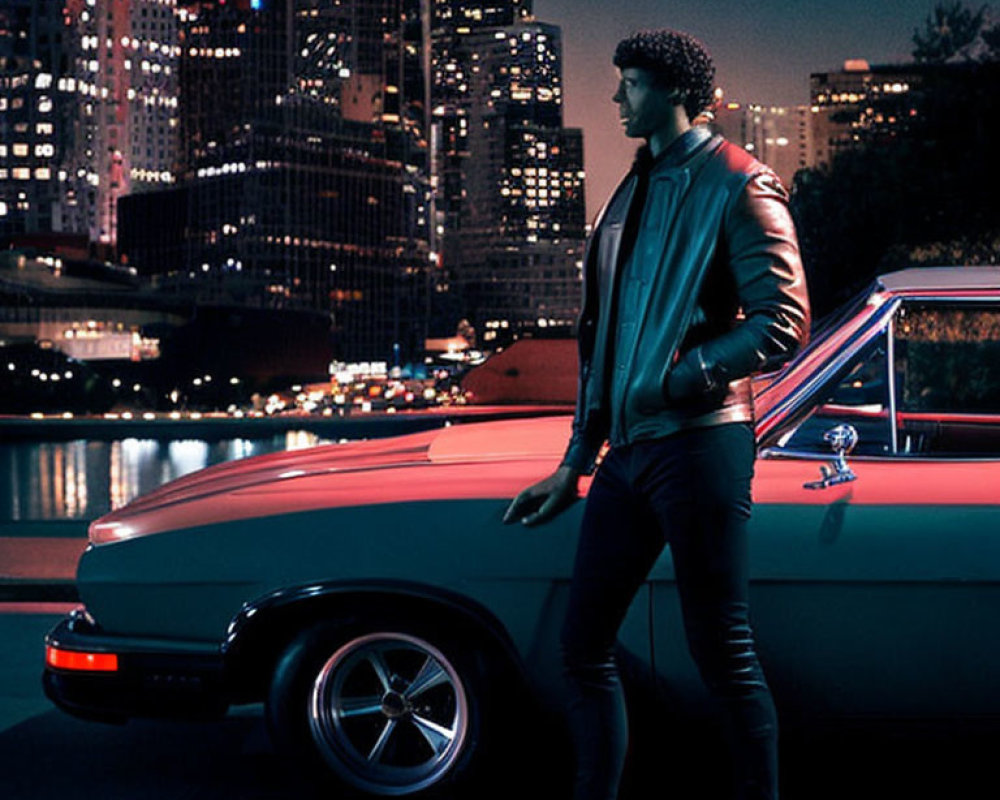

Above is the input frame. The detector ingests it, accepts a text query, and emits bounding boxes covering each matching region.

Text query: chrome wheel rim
[309,632,469,796]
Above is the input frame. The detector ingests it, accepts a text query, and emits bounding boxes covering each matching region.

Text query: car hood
[88,416,573,544]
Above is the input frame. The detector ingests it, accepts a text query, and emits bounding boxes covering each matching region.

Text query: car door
[649,297,1000,721]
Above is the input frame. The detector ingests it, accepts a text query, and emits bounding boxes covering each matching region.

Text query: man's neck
[647,112,692,159]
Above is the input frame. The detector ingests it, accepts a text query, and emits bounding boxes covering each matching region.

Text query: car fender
[221,579,530,701]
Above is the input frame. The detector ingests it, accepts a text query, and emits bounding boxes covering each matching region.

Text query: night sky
[536,0,936,217]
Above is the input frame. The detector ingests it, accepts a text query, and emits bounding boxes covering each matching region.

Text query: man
[503,29,810,800]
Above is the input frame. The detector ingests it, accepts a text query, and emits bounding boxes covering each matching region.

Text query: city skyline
[538,0,941,217]
[1,0,588,371]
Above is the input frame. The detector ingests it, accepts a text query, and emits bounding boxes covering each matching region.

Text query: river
[0,431,331,522]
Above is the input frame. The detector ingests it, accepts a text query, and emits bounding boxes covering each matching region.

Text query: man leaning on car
[504,29,810,800]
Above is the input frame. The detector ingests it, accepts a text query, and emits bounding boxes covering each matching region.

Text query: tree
[912,2,987,62]
[983,17,1000,57]
[791,61,1000,318]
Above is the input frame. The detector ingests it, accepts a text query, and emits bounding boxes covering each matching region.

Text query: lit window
[13,143,28,157]
[35,167,51,180]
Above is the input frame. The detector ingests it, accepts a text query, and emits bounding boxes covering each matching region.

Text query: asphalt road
[0,608,994,800]
[0,610,311,800]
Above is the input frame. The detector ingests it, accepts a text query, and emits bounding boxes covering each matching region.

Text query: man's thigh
[640,424,757,635]
[561,448,665,656]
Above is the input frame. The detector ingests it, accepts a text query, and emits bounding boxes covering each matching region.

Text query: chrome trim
[308,631,469,796]
[757,297,900,441]
[758,291,1000,443]
[759,446,1000,464]
[878,266,1000,293]
[887,309,899,454]
[893,292,1000,302]
[803,424,859,489]
[696,346,717,391]
[224,580,520,657]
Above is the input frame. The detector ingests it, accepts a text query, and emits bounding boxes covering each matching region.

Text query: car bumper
[43,607,230,723]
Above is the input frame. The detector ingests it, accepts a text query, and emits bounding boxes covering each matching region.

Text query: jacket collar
[632,125,714,175]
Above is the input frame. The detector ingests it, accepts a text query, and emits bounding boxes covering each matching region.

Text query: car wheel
[267,620,487,797]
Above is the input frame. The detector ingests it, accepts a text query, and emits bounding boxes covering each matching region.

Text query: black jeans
[560,422,778,800]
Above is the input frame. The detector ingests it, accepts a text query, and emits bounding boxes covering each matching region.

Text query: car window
[768,336,893,457]
[893,303,1000,456]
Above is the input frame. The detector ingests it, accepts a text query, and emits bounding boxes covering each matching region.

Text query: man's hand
[503,465,581,526]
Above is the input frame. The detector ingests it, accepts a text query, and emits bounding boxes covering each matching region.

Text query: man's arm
[504,224,604,524]
[557,219,607,475]
[560,350,606,474]
[502,464,581,526]
[668,170,810,397]
[504,288,596,525]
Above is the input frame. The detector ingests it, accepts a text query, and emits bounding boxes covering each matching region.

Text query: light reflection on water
[0,431,328,522]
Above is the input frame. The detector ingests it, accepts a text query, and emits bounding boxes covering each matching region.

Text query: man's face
[612,66,681,139]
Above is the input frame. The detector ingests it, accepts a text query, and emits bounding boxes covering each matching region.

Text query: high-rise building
[118,0,433,361]
[0,0,180,245]
[809,60,924,168]
[61,0,180,245]
[428,0,532,276]
[0,0,78,236]
[713,102,814,189]
[430,6,585,340]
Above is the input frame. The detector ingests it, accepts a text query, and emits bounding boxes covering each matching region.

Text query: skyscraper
[60,0,181,245]
[118,0,433,361]
[0,0,77,236]
[0,0,181,246]
[712,102,814,189]
[809,60,923,168]
[429,4,585,342]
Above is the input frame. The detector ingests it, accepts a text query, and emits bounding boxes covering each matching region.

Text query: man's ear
[665,88,686,107]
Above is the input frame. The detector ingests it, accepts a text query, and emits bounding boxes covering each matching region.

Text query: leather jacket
[561,132,810,474]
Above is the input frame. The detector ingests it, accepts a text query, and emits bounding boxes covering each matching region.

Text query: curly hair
[613,30,716,121]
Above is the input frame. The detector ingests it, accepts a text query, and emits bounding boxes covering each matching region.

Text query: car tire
[266,618,494,797]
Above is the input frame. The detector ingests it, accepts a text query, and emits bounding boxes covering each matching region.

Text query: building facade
[118,0,433,361]
[712,102,814,189]
[0,0,78,237]
[59,0,181,245]
[430,5,585,341]
[809,60,924,169]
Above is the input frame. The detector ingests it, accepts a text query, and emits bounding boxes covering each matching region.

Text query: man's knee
[560,628,619,689]
[686,620,767,697]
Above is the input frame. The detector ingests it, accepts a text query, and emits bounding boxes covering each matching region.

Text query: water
[0,431,332,522]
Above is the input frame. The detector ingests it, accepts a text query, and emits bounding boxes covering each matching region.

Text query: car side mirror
[803,424,858,490]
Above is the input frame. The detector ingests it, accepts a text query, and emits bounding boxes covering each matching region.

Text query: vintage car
[44,267,1000,796]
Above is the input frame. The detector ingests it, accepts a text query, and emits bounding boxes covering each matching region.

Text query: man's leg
[560,445,666,800]
[644,423,778,800]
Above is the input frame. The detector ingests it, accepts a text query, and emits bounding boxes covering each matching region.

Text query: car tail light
[46,645,119,672]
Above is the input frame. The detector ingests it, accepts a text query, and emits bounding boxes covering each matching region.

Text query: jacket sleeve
[559,230,607,475]
[560,353,606,474]
[672,170,810,393]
